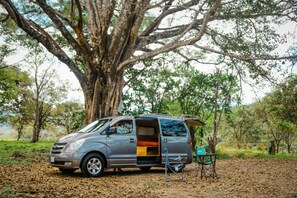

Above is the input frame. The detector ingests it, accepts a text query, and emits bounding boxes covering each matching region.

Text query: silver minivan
[49,114,204,177]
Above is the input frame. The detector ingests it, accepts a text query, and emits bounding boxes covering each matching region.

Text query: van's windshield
[78,118,112,133]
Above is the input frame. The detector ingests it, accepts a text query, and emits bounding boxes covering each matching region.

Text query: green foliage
[0,66,31,124]
[0,44,15,64]
[253,74,297,153]
[224,106,264,148]
[221,146,297,159]
[123,59,180,115]
[51,101,85,134]
[215,150,230,160]
[235,152,246,158]
[0,140,53,164]
[1,186,16,198]
[124,62,241,149]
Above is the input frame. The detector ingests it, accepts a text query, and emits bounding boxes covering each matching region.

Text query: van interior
[136,118,160,164]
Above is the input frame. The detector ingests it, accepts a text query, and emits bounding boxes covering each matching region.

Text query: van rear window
[160,119,187,137]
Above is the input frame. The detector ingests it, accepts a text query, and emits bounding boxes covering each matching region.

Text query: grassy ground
[217,147,297,159]
[0,140,296,165]
[0,140,53,164]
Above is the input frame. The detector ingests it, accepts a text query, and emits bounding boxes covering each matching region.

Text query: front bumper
[50,153,81,169]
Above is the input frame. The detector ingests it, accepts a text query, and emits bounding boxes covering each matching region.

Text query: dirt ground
[0,158,296,198]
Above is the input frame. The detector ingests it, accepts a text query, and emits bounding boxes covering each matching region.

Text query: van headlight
[64,139,85,153]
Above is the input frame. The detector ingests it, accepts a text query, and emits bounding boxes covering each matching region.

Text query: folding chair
[195,145,217,179]
[163,147,185,182]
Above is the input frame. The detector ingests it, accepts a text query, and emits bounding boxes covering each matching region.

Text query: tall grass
[220,147,297,159]
[0,140,53,164]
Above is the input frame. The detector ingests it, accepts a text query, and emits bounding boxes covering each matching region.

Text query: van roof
[102,114,205,126]
[139,114,206,126]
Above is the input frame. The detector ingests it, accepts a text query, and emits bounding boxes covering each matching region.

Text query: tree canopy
[0,0,296,123]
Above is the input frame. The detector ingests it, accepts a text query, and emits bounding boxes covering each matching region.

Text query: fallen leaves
[0,158,296,197]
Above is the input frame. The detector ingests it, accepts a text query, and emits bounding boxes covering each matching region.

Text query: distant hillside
[0,125,17,139]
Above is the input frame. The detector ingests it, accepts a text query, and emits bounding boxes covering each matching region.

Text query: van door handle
[163,138,167,143]
[130,138,135,143]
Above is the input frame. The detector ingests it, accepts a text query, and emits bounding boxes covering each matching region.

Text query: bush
[215,150,230,160]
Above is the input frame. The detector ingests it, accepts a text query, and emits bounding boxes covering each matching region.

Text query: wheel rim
[87,157,102,175]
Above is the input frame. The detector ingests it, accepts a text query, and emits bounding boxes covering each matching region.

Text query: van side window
[112,120,133,134]
[160,119,187,137]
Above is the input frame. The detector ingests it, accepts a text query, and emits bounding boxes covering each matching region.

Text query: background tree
[1,0,296,123]
[124,61,240,151]
[27,47,68,143]
[0,66,31,124]
[225,106,259,149]
[206,69,239,153]
[9,75,33,140]
[262,74,297,153]
[51,101,85,134]
[123,58,179,115]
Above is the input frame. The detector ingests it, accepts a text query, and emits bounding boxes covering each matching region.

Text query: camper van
[49,114,204,177]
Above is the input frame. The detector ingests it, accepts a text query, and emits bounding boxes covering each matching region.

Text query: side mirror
[106,126,117,135]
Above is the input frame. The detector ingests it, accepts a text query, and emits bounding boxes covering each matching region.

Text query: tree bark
[17,125,23,141]
[84,70,124,123]
[268,140,276,155]
[32,107,42,143]
[287,144,291,153]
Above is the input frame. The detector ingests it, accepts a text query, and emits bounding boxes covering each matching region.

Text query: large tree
[0,0,296,123]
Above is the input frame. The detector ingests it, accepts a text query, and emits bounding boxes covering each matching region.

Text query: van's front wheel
[81,153,105,177]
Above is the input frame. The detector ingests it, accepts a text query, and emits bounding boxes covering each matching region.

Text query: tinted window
[78,118,111,133]
[112,120,133,135]
[160,119,187,137]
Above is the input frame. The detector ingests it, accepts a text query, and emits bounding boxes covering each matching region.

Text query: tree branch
[0,0,88,89]
[35,0,93,66]
[118,0,221,71]
[193,44,297,61]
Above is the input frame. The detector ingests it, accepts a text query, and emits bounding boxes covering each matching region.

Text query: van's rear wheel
[81,153,105,177]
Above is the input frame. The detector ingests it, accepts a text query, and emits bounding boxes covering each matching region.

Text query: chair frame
[163,147,185,182]
[195,146,218,179]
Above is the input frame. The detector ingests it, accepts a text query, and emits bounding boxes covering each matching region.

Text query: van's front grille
[51,143,67,154]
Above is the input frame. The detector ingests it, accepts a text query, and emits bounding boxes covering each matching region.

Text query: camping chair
[163,147,185,182]
[195,145,217,179]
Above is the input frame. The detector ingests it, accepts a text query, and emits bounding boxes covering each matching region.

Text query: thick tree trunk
[84,71,124,123]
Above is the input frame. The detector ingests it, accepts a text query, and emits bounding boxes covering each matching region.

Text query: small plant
[252,153,263,158]
[235,152,246,158]
[144,182,158,189]
[1,186,16,198]
[215,150,230,160]
[217,153,230,160]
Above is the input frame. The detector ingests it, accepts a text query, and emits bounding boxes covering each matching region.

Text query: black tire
[81,153,105,177]
[59,168,77,174]
[139,166,151,172]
